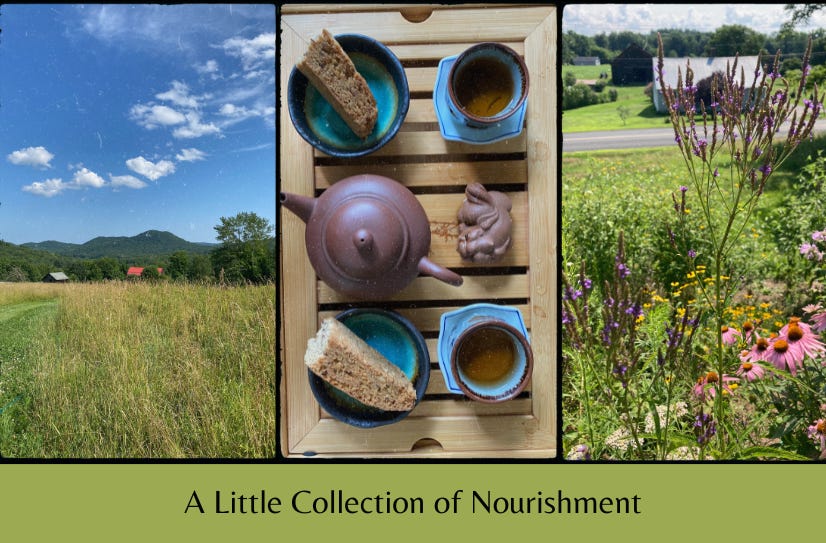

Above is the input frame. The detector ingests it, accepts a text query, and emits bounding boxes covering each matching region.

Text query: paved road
[563,117,826,153]
[563,127,676,152]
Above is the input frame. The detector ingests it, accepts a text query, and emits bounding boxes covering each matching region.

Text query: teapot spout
[418,257,463,287]
[279,192,316,224]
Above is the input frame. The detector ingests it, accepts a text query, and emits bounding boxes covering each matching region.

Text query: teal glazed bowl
[288,34,409,158]
[307,308,430,428]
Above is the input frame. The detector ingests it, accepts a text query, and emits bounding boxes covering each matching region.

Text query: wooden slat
[292,415,550,456]
[321,398,533,420]
[281,7,553,44]
[318,273,529,305]
[315,159,528,189]
[316,129,527,158]
[280,25,324,455]
[406,66,439,94]
[389,41,525,63]
[524,6,557,430]
[281,5,533,15]
[318,304,531,335]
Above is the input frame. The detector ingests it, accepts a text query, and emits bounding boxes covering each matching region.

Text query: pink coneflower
[809,311,826,333]
[693,371,739,400]
[740,335,770,363]
[721,325,741,346]
[780,317,825,361]
[736,361,765,381]
[764,338,804,376]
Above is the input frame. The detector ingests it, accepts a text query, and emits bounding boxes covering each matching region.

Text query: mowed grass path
[0,282,275,458]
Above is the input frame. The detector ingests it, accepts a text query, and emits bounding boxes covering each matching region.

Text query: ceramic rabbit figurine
[457,183,512,263]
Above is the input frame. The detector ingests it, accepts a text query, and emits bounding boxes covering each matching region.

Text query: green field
[0,282,275,458]
[561,64,668,132]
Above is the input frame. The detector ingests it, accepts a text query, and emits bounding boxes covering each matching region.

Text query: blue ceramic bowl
[288,34,409,158]
[308,308,429,428]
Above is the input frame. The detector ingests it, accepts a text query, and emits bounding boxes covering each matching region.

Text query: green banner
[0,463,822,539]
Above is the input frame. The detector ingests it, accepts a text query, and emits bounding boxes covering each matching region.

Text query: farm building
[127,266,163,277]
[611,43,654,86]
[573,56,600,66]
[651,55,762,113]
[42,272,69,283]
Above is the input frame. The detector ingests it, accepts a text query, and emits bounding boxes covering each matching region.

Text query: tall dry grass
[13,281,275,458]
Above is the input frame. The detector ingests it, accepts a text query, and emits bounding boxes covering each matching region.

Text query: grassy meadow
[562,64,667,132]
[0,281,275,458]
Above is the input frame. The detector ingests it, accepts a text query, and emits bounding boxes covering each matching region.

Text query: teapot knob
[353,229,374,255]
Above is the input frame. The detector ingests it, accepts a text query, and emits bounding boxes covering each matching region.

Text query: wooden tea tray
[279,4,557,458]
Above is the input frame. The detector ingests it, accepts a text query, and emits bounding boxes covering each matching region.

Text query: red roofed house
[127,267,163,277]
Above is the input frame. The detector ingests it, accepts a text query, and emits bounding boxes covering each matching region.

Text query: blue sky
[0,4,275,245]
[564,4,826,36]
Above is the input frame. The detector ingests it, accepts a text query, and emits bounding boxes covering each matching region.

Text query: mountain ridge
[22,229,218,259]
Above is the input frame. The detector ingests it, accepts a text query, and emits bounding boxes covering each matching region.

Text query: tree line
[563,25,826,69]
[0,212,275,284]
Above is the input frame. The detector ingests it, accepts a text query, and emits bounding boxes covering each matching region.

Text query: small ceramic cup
[446,42,529,129]
[438,303,532,403]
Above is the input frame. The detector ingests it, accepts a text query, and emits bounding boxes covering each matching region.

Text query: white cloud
[76,5,274,57]
[72,167,106,188]
[195,59,220,76]
[244,69,267,80]
[110,174,148,189]
[218,103,249,117]
[562,4,826,36]
[217,102,273,127]
[222,33,275,71]
[7,146,55,169]
[126,156,176,181]
[156,80,205,109]
[175,148,207,162]
[129,104,187,128]
[172,112,221,139]
[22,178,72,197]
[130,81,222,139]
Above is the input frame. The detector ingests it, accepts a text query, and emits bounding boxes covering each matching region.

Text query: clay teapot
[280,174,463,300]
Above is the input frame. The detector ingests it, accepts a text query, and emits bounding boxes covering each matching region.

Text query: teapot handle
[418,257,463,286]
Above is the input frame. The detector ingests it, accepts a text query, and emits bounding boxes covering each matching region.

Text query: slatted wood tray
[279,4,557,458]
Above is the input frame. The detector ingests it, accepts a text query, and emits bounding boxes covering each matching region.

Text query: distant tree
[96,257,124,280]
[654,28,709,57]
[3,266,27,282]
[187,254,213,282]
[617,105,631,125]
[212,212,274,284]
[783,4,826,29]
[166,251,190,280]
[141,266,161,281]
[564,71,577,87]
[704,25,764,56]
[563,30,595,64]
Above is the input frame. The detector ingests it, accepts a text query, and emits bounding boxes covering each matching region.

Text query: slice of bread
[305,318,417,411]
[297,30,378,139]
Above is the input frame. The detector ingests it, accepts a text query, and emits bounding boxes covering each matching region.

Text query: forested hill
[22,230,216,259]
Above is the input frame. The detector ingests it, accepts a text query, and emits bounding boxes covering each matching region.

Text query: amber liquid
[453,57,515,118]
[457,327,515,384]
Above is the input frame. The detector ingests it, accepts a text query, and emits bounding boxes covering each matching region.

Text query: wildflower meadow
[563,36,826,461]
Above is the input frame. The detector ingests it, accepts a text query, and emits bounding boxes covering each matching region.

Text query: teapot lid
[321,194,409,280]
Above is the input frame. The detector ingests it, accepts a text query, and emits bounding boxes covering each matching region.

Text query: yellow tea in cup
[456,326,515,385]
[446,42,529,129]
[453,57,515,118]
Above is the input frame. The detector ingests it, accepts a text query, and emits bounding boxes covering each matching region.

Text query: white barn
[652,56,762,113]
